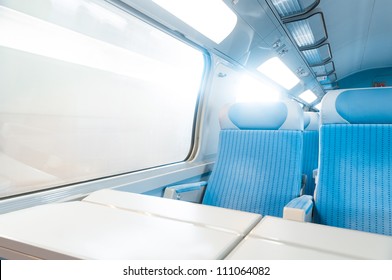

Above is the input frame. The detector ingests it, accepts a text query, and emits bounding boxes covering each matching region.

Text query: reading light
[152,0,237,44]
[299,89,317,103]
[236,74,280,103]
[257,57,300,90]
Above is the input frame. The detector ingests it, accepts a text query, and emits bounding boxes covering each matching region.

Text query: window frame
[0,0,212,199]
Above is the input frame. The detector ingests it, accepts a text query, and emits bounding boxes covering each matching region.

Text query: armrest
[283,195,313,222]
[163,181,207,203]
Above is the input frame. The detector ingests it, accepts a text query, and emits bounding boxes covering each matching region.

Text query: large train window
[0,0,205,198]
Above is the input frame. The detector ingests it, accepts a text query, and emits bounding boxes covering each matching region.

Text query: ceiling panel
[319,0,392,80]
[361,0,392,70]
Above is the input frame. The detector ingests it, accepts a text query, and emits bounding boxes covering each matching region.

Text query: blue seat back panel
[314,124,392,235]
[203,130,303,217]
[302,130,319,195]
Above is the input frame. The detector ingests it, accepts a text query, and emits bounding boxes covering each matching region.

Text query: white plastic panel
[195,62,239,160]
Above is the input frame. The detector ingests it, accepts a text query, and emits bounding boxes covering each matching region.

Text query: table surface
[0,190,261,260]
[84,189,262,236]
[1,190,392,260]
[226,216,392,259]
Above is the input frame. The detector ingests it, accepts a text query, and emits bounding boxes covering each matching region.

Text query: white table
[0,191,261,260]
[226,216,392,259]
[83,189,261,236]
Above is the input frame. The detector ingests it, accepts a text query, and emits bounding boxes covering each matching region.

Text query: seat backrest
[302,112,319,195]
[314,88,392,235]
[202,100,304,217]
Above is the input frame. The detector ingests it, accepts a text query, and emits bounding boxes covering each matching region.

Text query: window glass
[0,0,205,197]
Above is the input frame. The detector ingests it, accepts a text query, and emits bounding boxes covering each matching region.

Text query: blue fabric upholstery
[302,112,319,195]
[314,124,392,235]
[302,130,319,195]
[316,88,392,235]
[202,129,303,217]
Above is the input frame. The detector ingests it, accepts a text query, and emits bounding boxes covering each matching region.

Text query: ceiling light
[152,0,237,44]
[299,89,317,103]
[257,57,300,90]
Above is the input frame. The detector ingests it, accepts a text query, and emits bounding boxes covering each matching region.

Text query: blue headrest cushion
[321,88,392,124]
[304,112,319,130]
[220,100,304,130]
[229,103,287,130]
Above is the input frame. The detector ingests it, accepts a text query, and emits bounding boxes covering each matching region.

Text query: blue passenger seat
[200,101,304,217]
[302,112,319,195]
[314,88,392,235]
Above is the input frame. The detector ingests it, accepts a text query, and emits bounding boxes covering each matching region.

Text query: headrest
[321,88,392,124]
[219,100,304,131]
[304,112,319,131]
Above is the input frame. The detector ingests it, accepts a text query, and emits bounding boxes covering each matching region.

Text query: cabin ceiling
[319,0,392,80]
[114,0,392,106]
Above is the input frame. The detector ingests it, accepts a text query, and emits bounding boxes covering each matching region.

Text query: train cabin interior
[0,0,392,260]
